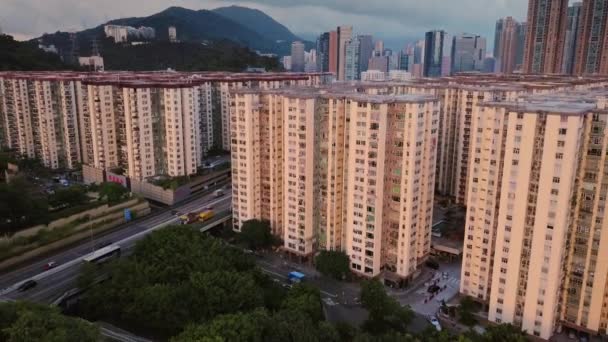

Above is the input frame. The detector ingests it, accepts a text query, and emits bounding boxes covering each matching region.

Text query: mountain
[0,34,73,71]
[35,6,312,57]
[212,6,299,43]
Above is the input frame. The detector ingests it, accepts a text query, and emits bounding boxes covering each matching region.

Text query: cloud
[0,0,528,49]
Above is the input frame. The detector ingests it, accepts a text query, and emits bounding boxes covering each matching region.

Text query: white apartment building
[230,86,439,281]
[0,71,331,179]
[460,89,608,340]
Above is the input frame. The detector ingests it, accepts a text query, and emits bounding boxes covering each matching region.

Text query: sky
[0,0,529,50]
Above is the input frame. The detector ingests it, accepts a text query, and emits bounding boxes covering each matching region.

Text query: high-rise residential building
[230,85,439,282]
[316,32,330,72]
[282,56,292,71]
[573,0,608,75]
[451,33,486,73]
[337,26,353,80]
[168,26,177,43]
[344,38,361,80]
[358,35,374,73]
[424,30,449,77]
[523,0,569,74]
[460,89,608,340]
[0,71,332,178]
[562,2,583,74]
[291,41,305,72]
[495,17,522,74]
[515,22,527,70]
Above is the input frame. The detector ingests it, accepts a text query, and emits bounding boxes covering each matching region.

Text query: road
[0,190,232,304]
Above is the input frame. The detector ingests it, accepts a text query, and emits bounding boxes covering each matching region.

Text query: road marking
[0,196,232,298]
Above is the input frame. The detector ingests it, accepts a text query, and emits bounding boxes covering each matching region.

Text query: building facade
[230,86,439,281]
[573,0,608,75]
[523,0,569,74]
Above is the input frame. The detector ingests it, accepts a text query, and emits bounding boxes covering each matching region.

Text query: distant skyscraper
[424,30,449,77]
[482,57,496,73]
[562,2,582,74]
[290,41,305,72]
[337,26,353,80]
[282,56,292,70]
[515,22,526,70]
[329,31,338,75]
[374,40,384,55]
[493,19,504,58]
[414,40,425,65]
[358,35,373,72]
[368,56,389,72]
[168,26,177,43]
[316,32,330,72]
[451,33,486,73]
[344,38,360,80]
[573,0,608,75]
[495,17,521,74]
[523,0,569,74]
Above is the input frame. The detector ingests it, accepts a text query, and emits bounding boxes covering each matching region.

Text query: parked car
[442,271,449,279]
[428,315,442,331]
[18,280,37,292]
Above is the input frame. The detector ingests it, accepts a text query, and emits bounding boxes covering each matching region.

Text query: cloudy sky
[1,0,528,49]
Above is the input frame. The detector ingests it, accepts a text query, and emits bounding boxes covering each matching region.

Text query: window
[559,128,567,135]
[553,177,560,184]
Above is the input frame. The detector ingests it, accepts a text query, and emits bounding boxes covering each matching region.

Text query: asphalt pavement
[0,190,232,304]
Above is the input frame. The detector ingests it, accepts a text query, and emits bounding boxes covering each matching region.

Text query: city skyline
[1,0,528,51]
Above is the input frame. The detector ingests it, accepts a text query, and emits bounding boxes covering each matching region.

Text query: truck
[180,212,199,224]
[213,189,224,198]
[199,210,215,221]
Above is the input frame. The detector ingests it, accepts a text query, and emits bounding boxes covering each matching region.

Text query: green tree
[0,301,99,342]
[48,185,89,208]
[237,219,273,250]
[315,250,350,280]
[98,182,128,204]
[360,279,413,335]
[458,296,478,326]
[281,284,324,323]
[477,323,528,342]
[172,309,271,342]
[0,177,49,234]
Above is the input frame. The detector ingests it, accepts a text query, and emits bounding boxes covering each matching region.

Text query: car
[428,315,442,331]
[427,284,441,293]
[204,205,213,211]
[44,261,57,270]
[17,280,37,292]
[170,210,178,216]
[442,271,449,279]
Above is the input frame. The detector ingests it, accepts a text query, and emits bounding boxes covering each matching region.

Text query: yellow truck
[199,210,215,221]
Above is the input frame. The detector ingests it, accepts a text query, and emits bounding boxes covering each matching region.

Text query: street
[0,190,233,304]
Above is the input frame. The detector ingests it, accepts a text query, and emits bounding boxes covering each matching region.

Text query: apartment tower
[573,0,608,75]
[523,0,569,74]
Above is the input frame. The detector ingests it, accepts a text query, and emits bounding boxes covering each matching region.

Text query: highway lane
[0,192,232,302]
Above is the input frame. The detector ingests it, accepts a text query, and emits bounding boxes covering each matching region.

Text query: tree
[237,219,273,250]
[458,296,478,326]
[360,279,413,334]
[315,250,350,280]
[0,301,99,342]
[172,309,271,342]
[48,185,89,208]
[281,284,324,323]
[0,177,49,234]
[478,323,528,342]
[98,182,128,204]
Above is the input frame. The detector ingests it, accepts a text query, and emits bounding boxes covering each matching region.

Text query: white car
[428,315,442,331]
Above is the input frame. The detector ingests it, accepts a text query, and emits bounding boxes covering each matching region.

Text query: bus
[83,245,121,264]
